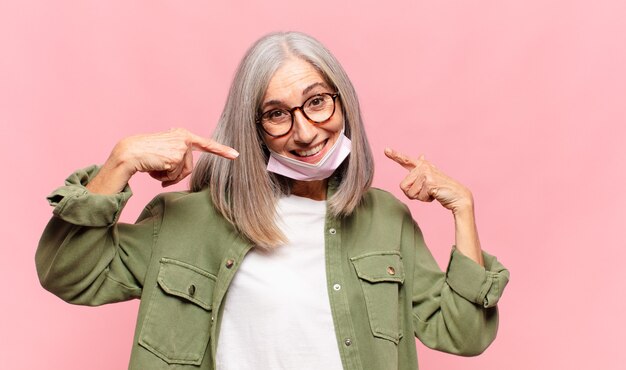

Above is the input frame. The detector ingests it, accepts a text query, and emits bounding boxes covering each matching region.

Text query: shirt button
[333,284,341,291]
[188,284,196,296]
[344,338,352,346]
[329,228,337,235]
[225,259,234,268]
[211,315,215,322]
[387,266,396,275]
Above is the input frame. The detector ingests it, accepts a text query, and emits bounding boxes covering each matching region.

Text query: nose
[291,109,317,145]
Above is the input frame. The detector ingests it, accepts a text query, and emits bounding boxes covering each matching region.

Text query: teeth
[295,142,325,157]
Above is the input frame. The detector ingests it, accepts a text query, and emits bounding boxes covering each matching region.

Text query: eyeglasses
[257,93,339,138]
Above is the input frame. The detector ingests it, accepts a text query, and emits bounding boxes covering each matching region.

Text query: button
[211,315,215,322]
[329,228,337,235]
[188,284,196,296]
[225,259,234,268]
[333,284,341,291]
[387,266,396,275]
[344,338,352,346]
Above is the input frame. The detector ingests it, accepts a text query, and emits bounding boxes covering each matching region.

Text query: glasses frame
[257,93,340,138]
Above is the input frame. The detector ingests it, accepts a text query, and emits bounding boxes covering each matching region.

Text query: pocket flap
[157,258,216,311]
[350,251,405,284]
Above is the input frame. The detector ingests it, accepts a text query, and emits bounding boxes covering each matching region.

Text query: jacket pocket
[139,258,216,365]
[351,251,405,344]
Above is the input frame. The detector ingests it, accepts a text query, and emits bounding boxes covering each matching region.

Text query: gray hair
[190,32,374,248]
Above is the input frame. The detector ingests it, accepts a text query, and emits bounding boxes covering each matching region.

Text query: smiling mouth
[292,140,327,157]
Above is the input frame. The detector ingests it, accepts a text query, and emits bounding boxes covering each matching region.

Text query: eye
[263,109,290,123]
[308,96,325,107]
[311,97,323,106]
[269,110,284,119]
[305,95,331,112]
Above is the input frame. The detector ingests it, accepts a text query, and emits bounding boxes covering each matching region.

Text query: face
[260,58,343,164]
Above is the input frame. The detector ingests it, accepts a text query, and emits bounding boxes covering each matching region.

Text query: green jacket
[36,166,509,370]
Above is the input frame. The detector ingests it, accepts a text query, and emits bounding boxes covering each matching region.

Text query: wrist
[453,204,474,218]
[108,140,138,178]
[86,150,135,195]
[104,156,136,182]
[452,192,475,219]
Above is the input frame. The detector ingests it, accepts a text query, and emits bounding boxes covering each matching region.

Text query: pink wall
[2,0,625,369]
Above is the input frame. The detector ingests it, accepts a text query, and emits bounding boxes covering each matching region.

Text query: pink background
[2,0,625,369]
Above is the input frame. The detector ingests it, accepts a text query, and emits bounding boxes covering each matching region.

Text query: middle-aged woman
[36,32,509,370]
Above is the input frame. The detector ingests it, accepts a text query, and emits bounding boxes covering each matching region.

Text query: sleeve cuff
[46,165,132,227]
[445,247,510,308]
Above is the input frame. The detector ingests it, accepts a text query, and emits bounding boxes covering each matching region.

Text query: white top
[215,195,344,370]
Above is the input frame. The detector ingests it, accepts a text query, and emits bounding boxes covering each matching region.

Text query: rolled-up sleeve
[445,248,509,308]
[36,166,161,306]
[46,165,132,226]
[410,216,510,356]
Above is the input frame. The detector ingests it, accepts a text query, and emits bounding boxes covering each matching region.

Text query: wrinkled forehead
[262,58,334,103]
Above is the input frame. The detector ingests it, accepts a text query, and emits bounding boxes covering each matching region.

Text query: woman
[36,32,509,370]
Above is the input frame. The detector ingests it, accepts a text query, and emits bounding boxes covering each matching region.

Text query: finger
[399,170,419,193]
[149,170,169,182]
[149,167,180,181]
[161,148,193,187]
[384,148,418,171]
[188,133,239,159]
[162,149,194,187]
[162,178,181,187]
[158,169,185,187]
[165,162,184,181]
[406,176,426,199]
[180,147,194,178]
[148,159,182,180]
[417,184,435,202]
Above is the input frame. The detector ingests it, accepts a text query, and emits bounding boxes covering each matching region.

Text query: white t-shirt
[215,195,343,370]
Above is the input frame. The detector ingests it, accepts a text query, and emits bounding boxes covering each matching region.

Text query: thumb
[384,148,417,170]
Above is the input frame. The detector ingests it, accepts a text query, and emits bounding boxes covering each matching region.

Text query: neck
[291,179,328,200]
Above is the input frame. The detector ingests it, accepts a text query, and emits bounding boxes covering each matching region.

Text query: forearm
[86,152,134,195]
[453,203,484,267]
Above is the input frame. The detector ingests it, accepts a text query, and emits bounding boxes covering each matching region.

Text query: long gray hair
[191,32,374,248]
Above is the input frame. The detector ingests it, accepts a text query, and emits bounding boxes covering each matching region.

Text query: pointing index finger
[384,148,417,170]
[188,133,239,160]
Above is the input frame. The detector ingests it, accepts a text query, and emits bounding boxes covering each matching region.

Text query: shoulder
[139,188,238,239]
[352,188,413,225]
[143,188,218,218]
[362,187,410,214]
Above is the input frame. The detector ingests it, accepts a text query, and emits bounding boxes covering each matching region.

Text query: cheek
[336,106,346,129]
[263,136,288,154]
[329,113,345,136]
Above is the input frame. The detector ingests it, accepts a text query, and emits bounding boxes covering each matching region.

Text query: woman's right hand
[86,128,239,194]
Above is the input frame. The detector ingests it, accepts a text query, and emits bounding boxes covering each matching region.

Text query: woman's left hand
[385,148,484,266]
[384,148,474,215]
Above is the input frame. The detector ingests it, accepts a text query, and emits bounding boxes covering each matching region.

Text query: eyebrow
[261,82,331,111]
[302,81,330,96]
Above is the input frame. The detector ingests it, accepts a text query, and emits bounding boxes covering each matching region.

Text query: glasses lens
[303,94,335,122]
[259,94,337,137]
[261,109,291,136]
